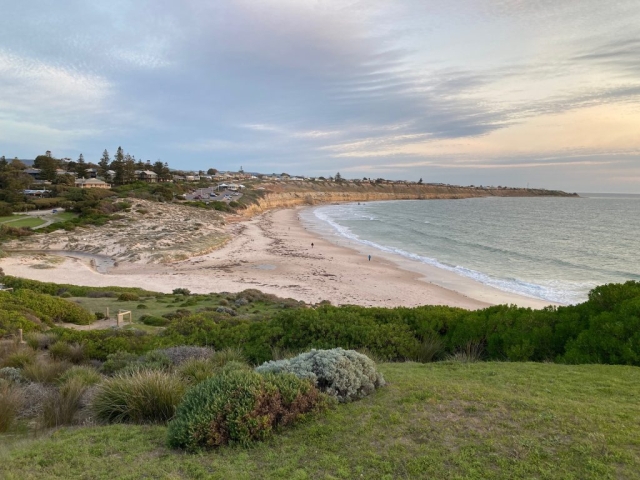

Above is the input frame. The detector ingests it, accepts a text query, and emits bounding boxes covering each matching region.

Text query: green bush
[92,370,186,424]
[256,348,385,402]
[167,370,324,451]
[140,315,169,327]
[172,288,191,296]
[137,304,148,309]
[10,290,94,325]
[101,351,139,375]
[118,293,139,302]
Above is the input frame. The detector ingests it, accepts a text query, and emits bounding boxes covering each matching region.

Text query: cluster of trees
[97,148,171,185]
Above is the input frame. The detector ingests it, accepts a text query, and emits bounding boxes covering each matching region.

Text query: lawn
[1,362,638,479]
[71,292,297,323]
[4,218,46,228]
[0,215,27,224]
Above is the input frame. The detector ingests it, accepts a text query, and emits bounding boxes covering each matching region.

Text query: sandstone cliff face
[242,183,576,216]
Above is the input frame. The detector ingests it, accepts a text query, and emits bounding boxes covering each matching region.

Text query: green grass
[1,362,639,479]
[4,218,45,228]
[0,215,27,224]
[72,293,293,324]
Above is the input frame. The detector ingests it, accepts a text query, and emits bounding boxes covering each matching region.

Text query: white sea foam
[312,206,594,305]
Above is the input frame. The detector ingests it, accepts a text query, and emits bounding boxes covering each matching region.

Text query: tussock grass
[0,382,22,432]
[0,345,36,369]
[22,359,71,384]
[445,341,484,363]
[413,336,445,363]
[25,332,58,351]
[41,378,86,428]
[91,370,185,424]
[58,366,102,387]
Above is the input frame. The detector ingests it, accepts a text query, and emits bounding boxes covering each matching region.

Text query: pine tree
[98,149,110,178]
[113,146,125,185]
[124,154,136,183]
[76,153,88,179]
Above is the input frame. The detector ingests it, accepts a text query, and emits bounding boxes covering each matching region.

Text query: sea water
[303,194,640,305]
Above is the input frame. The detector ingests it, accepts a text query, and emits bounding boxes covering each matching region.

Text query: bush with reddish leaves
[167,370,325,451]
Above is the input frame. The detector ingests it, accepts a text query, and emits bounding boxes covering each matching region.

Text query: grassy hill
[1,362,639,480]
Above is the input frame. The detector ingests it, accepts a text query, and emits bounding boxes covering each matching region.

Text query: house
[135,170,158,183]
[75,178,111,189]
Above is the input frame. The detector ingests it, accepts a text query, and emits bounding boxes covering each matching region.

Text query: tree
[124,154,136,183]
[112,147,125,185]
[98,149,110,178]
[418,177,423,184]
[35,155,58,182]
[76,153,88,179]
[207,168,218,175]
[239,166,244,173]
[335,172,343,182]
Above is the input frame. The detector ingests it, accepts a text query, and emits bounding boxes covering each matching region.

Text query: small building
[135,170,158,183]
[75,178,111,189]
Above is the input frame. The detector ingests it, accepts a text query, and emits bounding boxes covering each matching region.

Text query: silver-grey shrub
[256,348,385,402]
[0,367,24,385]
[155,346,215,366]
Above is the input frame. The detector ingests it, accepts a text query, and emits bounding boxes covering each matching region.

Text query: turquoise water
[307,194,640,304]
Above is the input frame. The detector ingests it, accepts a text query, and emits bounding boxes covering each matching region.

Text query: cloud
[1,0,639,191]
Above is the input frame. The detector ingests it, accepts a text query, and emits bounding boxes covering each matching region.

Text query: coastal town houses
[74,178,111,189]
[134,170,158,183]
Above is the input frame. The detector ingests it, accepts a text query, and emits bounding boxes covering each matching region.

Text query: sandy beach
[0,207,554,309]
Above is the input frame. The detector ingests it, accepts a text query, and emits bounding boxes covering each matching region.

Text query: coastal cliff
[242,183,577,216]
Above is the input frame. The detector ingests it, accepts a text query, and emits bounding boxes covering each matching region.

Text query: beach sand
[0,207,554,309]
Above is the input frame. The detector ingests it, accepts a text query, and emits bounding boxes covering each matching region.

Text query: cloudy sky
[1,0,639,192]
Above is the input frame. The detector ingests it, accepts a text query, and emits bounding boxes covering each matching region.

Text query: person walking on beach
[311,242,314,248]
[368,255,371,261]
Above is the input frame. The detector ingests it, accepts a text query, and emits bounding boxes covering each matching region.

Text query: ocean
[303,194,640,305]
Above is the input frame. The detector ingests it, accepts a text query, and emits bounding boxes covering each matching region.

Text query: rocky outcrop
[242,183,577,216]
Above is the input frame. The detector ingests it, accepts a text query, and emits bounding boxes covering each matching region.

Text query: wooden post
[106,307,110,319]
[18,328,24,344]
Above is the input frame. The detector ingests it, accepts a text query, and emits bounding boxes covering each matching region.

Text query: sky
[1,0,639,192]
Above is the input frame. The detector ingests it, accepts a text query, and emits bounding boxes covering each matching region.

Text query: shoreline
[0,206,554,309]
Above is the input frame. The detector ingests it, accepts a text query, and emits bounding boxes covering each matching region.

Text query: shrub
[92,370,186,424]
[0,367,24,385]
[118,293,140,302]
[25,332,58,350]
[41,377,86,427]
[11,290,94,325]
[156,346,215,366]
[140,315,169,327]
[173,288,191,296]
[58,365,102,387]
[95,312,106,320]
[0,383,22,432]
[22,359,72,384]
[256,348,385,402]
[167,370,324,451]
[101,351,139,375]
[137,304,148,309]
